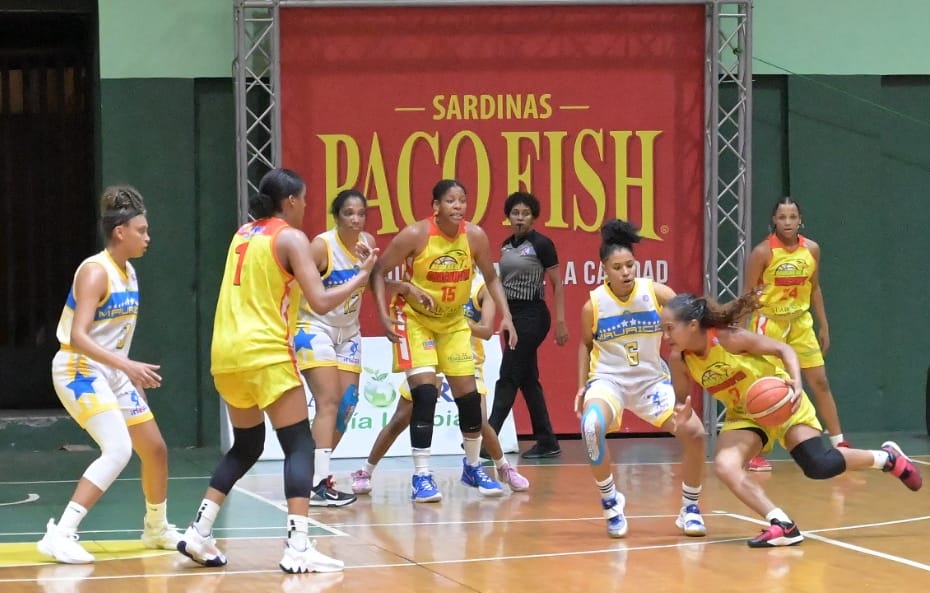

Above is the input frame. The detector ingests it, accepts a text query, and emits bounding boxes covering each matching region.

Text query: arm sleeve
[535,234,559,269]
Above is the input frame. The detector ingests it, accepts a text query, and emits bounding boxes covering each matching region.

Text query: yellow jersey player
[351,271,530,496]
[744,197,846,474]
[662,292,921,548]
[177,168,375,574]
[376,179,517,502]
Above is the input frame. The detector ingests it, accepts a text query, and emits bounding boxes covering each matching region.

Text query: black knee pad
[454,391,482,433]
[275,420,316,498]
[209,422,265,494]
[409,383,438,449]
[790,436,846,479]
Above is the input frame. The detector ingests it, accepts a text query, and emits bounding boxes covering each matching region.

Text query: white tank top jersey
[588,278,667,393]
[463,272,486,366]
[299,228,367,329]
[56,250,140,354]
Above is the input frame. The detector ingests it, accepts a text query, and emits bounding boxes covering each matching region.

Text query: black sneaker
[309,476,357,507]
[520,444,561,459]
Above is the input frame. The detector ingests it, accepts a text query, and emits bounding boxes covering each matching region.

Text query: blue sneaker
[411,473,442,503]
[602,494,628,538]
[675,504,707,537]
[460,458,504,497]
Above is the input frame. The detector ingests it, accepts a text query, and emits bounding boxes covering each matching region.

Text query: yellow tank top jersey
[757,234,816,318]
[212,217,300,374]
[682,329,789,418]
[394,218,473,325]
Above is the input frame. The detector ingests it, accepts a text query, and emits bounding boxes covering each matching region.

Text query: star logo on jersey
[66,370,97,401]
[293,328,316,360]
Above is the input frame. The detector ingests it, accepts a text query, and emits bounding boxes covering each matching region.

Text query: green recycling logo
[362,367,397,408]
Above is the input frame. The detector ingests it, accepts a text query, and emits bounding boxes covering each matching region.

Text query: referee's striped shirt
[499,230,559,302]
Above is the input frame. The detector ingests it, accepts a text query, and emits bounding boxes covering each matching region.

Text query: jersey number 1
[233,242,249,285]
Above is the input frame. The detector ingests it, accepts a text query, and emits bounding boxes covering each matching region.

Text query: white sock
[681,482,702,508]
[145,500,167,527]
[313,448,333,486]
[287,514,309,551]
[192,499,221,536]
[595,475,617,501]
[463,436,481,466]
[364,461,376,475]
[412,447,431,475]
[829,434,845,447]
[58,501,88,532]
[765,508,791,524]
[872,450,890,469]
[494,457,507,471]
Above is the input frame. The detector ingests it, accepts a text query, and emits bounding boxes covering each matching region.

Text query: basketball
[745,377,794,427]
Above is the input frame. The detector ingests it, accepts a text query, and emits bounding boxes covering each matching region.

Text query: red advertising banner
[280,4,705,436]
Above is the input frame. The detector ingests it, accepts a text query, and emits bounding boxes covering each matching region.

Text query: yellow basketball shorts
[749,311,824,368]
[213,359,304,410]
[392,308,475,378]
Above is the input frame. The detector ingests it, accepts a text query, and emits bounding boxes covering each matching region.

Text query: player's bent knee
[210,423,266,494]
[83,437,133,491]
[455,391,482,433]
[274,420,315,498]
[409,383,438,449]
[790,437,846,479]
[581,406,607,465]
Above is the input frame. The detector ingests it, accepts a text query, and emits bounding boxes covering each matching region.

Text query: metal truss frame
[233,0,752,448]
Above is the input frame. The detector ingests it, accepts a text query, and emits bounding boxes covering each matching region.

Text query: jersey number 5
[233,242,249,285]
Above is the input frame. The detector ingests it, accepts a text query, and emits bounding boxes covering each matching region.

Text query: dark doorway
[0,1,98,409]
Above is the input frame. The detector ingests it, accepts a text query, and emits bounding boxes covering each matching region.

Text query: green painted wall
[96,1,930,79]
[99,78,235,446]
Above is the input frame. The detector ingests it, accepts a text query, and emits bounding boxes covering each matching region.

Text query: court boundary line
[0,536,746,583]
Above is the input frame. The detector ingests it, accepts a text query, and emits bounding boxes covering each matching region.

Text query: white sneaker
[601,495,628,538]
[279,539,344,574]
[675,504,707,537]
[37,519,94,564]
[177,524,227,567]
[141,521,183,550]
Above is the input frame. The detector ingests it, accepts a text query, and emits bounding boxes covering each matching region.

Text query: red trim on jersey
[392,308,413,370]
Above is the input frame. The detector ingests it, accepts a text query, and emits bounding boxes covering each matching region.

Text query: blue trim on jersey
[94,291,140,321]
[595,310,661,341]
[65,289,77,310]
[464,300,481,322]
[322,268,359,288]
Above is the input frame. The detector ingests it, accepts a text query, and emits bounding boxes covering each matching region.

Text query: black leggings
[488,300,558,449]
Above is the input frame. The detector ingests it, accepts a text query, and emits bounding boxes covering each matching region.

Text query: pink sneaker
[498,463,529,491]
[351,469,372,495]
[747,456,773,472]
[881,441,922,491]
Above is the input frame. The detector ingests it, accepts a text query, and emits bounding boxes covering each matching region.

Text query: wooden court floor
[2,432,930,592]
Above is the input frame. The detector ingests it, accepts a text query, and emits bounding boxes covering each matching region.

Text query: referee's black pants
[488,300,559,450]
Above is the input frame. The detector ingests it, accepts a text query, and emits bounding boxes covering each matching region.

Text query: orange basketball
[745,377,794,427]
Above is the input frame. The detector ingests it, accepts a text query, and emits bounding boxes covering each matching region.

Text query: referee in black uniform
[488,192,569,458]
